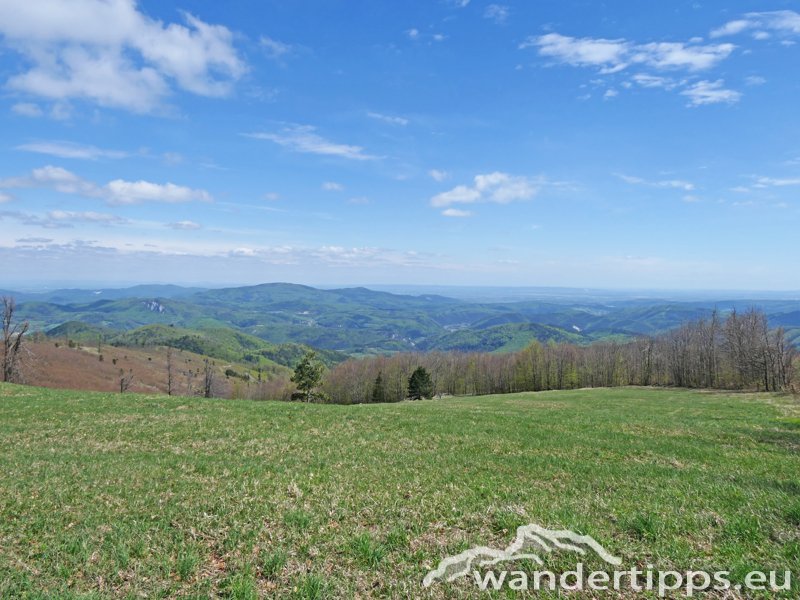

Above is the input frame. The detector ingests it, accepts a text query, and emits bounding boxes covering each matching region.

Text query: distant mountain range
[5,282,800,355]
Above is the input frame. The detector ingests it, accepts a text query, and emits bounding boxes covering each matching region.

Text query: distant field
[1,385,799,598]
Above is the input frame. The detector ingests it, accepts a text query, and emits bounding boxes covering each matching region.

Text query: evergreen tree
[371,371,386,403]
[407,366,433,400]
[291,350,325,402]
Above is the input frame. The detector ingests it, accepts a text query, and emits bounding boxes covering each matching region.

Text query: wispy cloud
[484,4,510,24]
[523,32,735,73]
[245,125,379,161]
[167,220,202,230]
[711,11,800,39]
[260,35,293,61]
[752,176,800,187]
[0,165,213,205]
[322,182,344,191]
[0,0,246,113]
[0,192,13,203]
[681,80,741,106]
[0,208,128,228]
[441,208,472,217]
[429,169,450,182]
[367,111,409,126]
[11,102,43,117]
[616,173,695,191]
[17,141,128,160]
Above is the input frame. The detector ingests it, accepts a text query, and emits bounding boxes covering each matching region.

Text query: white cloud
[263,192,280,201]
[431,185,481,207]
[753,176,800,187]
[428,169,449,182]
[260,35,292,60]
[0,192,12,203]
[0,0,246,113]
[603,89,618,99]
[11,102,43,117]
[406,28,420,40]
[0,165,102,197]
[745,75,766,86]
[711,11,800,39]
[631,74,680,89]
[484,5,510,24]
[523,32,734,73]
[681,80,741,106]
[347,196,370,205]
[367,111,409,126]
[48,210,128,225]
[106,180,212,205]
[322,182,344,191]
[441,208,472,217]
[245,125,378,161]
[431,172,539,208]
[616,173,695,191]
[17,141,128,160]
[168,220,202,230]
[0,165,213,205]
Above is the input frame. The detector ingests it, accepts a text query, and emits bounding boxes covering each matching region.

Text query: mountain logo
[422,523,622,587]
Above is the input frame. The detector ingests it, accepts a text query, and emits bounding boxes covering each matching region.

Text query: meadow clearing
[1,384,798,598]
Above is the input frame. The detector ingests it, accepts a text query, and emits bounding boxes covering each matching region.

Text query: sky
[0,0,798,290]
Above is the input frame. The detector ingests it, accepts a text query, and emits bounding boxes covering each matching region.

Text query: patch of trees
[321,309,796,404]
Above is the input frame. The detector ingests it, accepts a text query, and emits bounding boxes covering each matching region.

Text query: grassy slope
[1,385,799,599]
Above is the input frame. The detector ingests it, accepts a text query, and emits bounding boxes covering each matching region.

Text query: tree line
[318,308,796,404]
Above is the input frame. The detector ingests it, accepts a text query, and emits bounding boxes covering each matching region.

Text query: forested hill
[6,282,800,355]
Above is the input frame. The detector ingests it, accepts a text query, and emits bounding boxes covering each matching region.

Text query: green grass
[1,384,799,598]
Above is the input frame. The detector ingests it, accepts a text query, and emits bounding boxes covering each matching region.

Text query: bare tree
[202,358,215,398]
[119,368,134,393]
[2,296,29,383]
[166,346,174,396]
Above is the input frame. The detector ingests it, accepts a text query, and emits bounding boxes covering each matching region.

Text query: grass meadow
[1,384,799,598]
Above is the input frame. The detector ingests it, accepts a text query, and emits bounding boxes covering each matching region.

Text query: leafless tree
[166,346,174,396]
[202,358,215,398]
[119,368,134,393]
[2,296,29,383]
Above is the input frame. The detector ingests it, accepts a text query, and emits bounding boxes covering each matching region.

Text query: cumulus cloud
[322,182,344,191]
[245,125,378,161]
[680,80,741,106]
[523,32,735,73]
[17,141,128,160]
[0,0,246,113]
[431,172,540,216]
[0,165,212,205]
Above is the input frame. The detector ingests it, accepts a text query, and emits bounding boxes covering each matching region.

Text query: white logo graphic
[422,523,621,587]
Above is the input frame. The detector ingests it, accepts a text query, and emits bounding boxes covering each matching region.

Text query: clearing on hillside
[0,385,798,598]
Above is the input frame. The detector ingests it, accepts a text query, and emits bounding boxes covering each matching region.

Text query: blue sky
[0,0,798,290]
